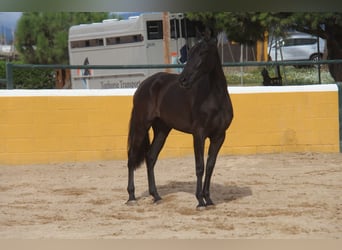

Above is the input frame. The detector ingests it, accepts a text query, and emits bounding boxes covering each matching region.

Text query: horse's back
[135,72,178,97]
[132,72,179,116]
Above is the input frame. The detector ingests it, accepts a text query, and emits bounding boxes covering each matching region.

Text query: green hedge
[0,61,55,89]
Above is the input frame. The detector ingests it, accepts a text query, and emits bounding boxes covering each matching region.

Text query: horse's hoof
[154,199,162,205]
[206,204,216,210]
[196,205,206,211]
[126,200,138,206]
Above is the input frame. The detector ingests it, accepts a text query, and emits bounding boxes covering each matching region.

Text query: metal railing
[3,59,342,89]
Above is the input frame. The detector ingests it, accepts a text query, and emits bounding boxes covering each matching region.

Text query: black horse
[126,35,234,209]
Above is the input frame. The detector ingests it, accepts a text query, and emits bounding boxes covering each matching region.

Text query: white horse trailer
[68,13,202,89]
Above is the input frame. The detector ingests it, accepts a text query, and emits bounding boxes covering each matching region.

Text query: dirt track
[0,153,341,239]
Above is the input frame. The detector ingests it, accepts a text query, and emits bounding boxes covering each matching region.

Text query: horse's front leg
[193,135,206,209]
[203,133,226,207]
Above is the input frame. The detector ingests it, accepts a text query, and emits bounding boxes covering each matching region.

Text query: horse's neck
[191,57,228,106]
[209,61,228,96]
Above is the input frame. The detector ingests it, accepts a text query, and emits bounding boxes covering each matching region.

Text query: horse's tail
[127,108,150,170]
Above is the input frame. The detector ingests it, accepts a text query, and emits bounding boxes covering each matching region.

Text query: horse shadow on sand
[141,181,252,206]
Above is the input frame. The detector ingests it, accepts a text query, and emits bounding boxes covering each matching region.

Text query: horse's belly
[160,112,193,134]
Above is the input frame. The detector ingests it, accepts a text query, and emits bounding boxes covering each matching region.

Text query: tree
[15,12,111,64]
[187,12,342,81]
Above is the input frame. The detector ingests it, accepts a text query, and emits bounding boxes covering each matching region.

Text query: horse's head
[179,35,218,89]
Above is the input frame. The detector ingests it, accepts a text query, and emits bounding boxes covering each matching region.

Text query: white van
[68,13,202,89]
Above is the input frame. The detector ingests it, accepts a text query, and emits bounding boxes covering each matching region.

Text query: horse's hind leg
[127,124,151,205]
[127,166,136,205]
[146,120,171,203]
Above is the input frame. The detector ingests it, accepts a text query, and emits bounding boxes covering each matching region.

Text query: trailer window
[70,38,104,48]
[106,34,144,45]
[146,20,163,40]
[170,18,180,39]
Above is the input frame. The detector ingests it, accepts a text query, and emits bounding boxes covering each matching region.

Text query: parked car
[268,32,325,65]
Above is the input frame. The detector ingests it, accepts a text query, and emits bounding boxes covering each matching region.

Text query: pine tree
[15,12,110,64]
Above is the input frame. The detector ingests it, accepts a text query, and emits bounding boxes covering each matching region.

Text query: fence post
[337,82,342,153]
[6,62,13,89]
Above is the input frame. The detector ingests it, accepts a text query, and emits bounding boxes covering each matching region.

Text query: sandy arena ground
[0,152,341,239]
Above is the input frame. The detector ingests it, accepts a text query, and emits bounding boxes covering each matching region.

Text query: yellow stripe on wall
[0,85,339,165]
